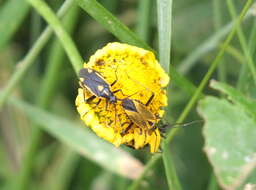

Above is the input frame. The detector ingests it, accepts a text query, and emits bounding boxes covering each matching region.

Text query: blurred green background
[0,0,256,190]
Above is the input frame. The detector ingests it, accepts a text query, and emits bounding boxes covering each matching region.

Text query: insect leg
[112,89,128,97]
[145,92,155,106]
[86,95,96,104]
[154,130,157,153]
[121,122,133,135]
[110,79,117,87]
[110,65,120,87]
[105,100,109,111]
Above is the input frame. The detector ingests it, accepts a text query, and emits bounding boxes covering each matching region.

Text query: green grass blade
[162,143,182,190]
[27,0,83,74]
[237,18,256,90]
[167,0,253,142]
[6,96,144,180]
[157,0,172,72]
[157,0,182,189]
[222,44,245,65]
[127,154,161,190]
[248,19,256,54]
[226,0,256,86]
[177,10,253,74]
[0,0,30,50]
[76,0,150,50]
[135,0,152,42]
[15,6,80,190]
[77,0,199,99]
[128,1,253,189]
[213,0,226,83]
[0,0,75,110]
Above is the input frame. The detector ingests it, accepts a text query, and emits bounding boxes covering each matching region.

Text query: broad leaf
[198,96,256,189]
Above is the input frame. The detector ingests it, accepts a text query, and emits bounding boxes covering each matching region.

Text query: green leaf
[7,97,144,179]
[162,143,182,190]
[198,96,256,190]
[0,0,30,50]
[210,80,256,120]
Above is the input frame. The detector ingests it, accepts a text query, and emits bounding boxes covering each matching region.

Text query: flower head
[75,42,169,153]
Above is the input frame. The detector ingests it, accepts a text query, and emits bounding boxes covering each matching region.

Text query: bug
[79,67,162,152]
[120,92,157,134]
[79,68,124,108]
[119,71,160,134]
[79,67,131,130]
[116,71,162,152]
[120,92,162,152]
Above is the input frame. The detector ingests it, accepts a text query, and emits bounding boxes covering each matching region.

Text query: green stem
[166,0,252,142]
[76,0,198,97]
[0,0,75,110]
[157,0,182,189]
[222,44,245,65]
[127,1,253,189]
[162,142,182,190]
[14,3,80,190]
[26,0,83,74]
[135,0,152,42]
[127,154,161,190]
[213,0,226,83]
[178,10,253,75]
[226,0,256,86]
[237,19,256,89]
[157,0,172,73]
[76,0,150,50]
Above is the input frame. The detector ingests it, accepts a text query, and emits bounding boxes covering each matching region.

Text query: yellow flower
[75,42,169,153]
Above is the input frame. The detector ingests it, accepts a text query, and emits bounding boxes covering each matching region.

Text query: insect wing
[121,98,137,112]
[125,109,148,127]
[133,100,155,121]
[80,68,108,84]
[80,68,113,98]
[83,79,105,97]
[122,99,148,128]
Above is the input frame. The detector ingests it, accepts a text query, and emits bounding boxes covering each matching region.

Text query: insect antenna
[159,119,203,133]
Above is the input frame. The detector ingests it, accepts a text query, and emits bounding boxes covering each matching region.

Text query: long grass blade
[227,0,256,85]
[0,0,75,110]
[6,96,144,180]
[77,0,200,100]
[226,0,256,86]
[157,0,182,189]
[177,8,254,74]
[76,0,150,50]
[26,0,83,74]
[15,5,80,190]
[127,1,253,189]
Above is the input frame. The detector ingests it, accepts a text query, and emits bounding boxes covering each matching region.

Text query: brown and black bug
[120,92,157,134]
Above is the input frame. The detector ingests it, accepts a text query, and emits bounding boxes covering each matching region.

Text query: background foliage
[0,0,255,190]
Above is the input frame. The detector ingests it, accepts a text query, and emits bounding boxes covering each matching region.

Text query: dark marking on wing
[122,99,137,112]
